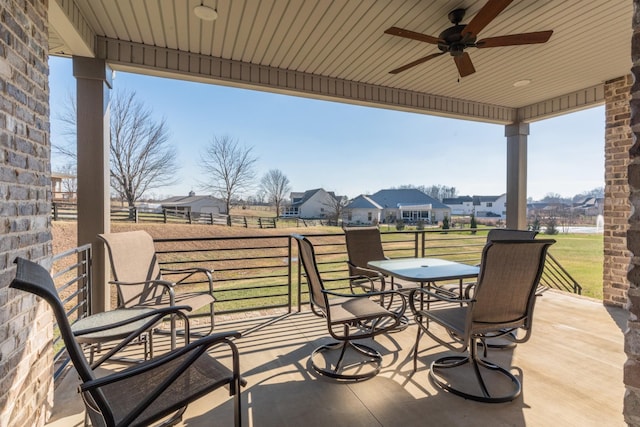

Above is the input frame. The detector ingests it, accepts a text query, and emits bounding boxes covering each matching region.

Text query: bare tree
[322,192,349,226]
[110,91,178,207]
[396,184,457,201]
[59,163,77,199]
[199,135,257,218]
[260,169,291,217]
[52,90,178,207]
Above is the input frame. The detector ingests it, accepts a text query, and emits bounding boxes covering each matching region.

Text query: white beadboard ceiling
[48,0,632,123]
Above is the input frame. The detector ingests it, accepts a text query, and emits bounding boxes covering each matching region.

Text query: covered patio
[2,0,639,425]
[47,290,626,426]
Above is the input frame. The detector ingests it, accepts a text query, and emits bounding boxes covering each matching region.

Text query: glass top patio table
[367,258,479,283]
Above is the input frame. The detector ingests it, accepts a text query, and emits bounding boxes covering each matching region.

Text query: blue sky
[48,56,604,201]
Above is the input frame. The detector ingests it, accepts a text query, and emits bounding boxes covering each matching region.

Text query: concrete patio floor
[47,290,627,427]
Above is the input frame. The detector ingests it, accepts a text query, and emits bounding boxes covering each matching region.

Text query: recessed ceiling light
[194,5,218,21]
[513,79,532,87]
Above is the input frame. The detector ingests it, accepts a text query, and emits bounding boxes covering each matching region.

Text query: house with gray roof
[160,191,227,216]
[281,188,345,219]
[345,188,451,225]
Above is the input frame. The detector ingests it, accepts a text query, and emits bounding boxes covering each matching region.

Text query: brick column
[627,1,640,423]
[604,75,632,307]
[0,1,53,426]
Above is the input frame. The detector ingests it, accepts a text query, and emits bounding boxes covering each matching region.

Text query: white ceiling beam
[49,0,95,57]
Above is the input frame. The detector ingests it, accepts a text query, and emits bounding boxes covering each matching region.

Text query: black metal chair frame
[409,239,554,403]
[293,234,406,381]
[10,257,243,427]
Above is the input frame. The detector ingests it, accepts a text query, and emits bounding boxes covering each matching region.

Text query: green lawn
[542,233,603,299]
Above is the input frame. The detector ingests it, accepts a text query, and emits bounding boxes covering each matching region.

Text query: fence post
[134,207,139,223]
[209,212,213,225]
[258,218,262,228]
[53,203,58,221]
[163,208,168,223]
[188,210,192,224]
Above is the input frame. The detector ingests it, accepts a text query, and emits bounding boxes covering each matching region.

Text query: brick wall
[627,1,640,423]
[0,1,52,426]
[604,75,632,307]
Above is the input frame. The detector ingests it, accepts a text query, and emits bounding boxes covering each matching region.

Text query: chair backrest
[99,230,162,307]
[486,228,538,242]
[471,239,554,335]
[10,258,96,383]
[292,235,327,312]
[343,226,385,277]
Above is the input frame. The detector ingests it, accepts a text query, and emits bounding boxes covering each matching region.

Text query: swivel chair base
[311,341,382,381]
[429,354,521,403]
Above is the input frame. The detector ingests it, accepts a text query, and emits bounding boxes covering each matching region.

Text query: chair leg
[310,340,382,381]
[413,327,422,372]
[428,339,522,403]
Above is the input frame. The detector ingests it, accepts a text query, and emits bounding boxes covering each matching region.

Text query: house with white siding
[443,194,507,218]
[281,188,345,219]
[345,188,451,225]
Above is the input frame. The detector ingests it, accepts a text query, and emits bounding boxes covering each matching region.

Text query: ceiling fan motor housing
[438,24,476,56]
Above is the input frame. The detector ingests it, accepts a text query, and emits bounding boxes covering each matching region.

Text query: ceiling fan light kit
[385,0,553,78]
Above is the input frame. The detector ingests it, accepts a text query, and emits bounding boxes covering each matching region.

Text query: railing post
[288,236,292,313]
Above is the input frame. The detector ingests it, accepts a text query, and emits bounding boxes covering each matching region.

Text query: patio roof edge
[94,37,517,125]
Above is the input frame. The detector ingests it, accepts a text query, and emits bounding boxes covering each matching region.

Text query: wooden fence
[51,202,307,229]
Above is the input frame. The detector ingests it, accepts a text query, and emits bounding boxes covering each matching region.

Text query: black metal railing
[50,229,583,353]
[51,243,92,380]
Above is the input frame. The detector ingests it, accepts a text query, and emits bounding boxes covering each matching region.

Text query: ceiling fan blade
[454,52,476,77]
[389,52,445,74]
[463,0,513,38]
[384,26,442,45]
[476,30,553,48]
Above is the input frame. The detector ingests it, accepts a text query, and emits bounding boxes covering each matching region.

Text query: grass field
[52,222,605,300]
[541,233,603,299]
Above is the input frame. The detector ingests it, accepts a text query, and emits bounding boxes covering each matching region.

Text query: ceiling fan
[384,0,553,78]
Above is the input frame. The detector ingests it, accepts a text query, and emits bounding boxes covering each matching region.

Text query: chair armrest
[109,279,175,289]
[322,288,402,299]
[160,267,214,293]
[347,262,386,280]
[80,330,242,391]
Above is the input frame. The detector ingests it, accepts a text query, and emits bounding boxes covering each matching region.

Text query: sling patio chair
[343,226,418,307]
[11,257,243,427]
[408,239,555,403]
[293,234,406,381]
[99,230,215,348]
[486,228,538,242]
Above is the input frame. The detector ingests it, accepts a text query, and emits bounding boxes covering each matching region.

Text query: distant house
[573,196,603,216]
[472,194,506,218]
[443,194,507,218]
[345,188,451,225]
[281,188,345,219]
[344,195,383,224]
[160,191,227,216]
[442,196,474,215]
[51,171,76,201]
